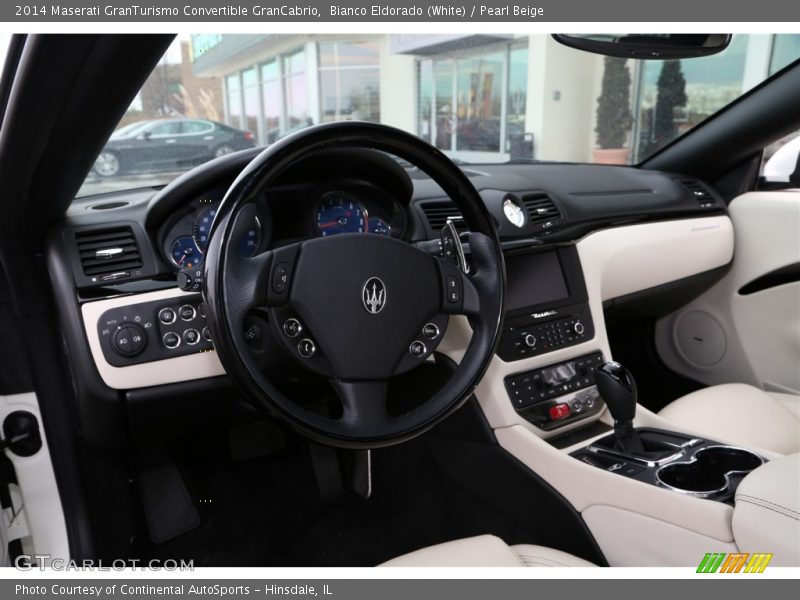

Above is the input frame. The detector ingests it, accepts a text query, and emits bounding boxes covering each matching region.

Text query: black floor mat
[143,431,528,567]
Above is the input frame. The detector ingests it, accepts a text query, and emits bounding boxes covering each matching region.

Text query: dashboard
[50,146,733,447]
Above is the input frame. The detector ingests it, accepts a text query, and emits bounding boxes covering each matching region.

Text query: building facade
[190,33,800,165]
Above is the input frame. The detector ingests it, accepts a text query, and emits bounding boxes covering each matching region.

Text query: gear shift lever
[595,362,644,454]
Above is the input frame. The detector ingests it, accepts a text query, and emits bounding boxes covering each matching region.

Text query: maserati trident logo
[362,277,386,314]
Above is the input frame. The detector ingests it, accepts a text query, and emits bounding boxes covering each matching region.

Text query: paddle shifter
[594,362,645,454]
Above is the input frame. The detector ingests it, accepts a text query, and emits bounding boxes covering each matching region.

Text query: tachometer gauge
[368,217,392,236]
[170,236,202,269]
[315,192,367,236]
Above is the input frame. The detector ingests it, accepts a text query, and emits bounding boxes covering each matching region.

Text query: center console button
[183,328,200,345]
[202,326,212,342]
[178,304,196,321]
[163,331,181,349]
[548,403,571,421]
[158,307,176,325]
[283,318,303,338]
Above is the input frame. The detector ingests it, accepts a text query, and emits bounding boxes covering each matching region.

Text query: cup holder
[656,446,763,497]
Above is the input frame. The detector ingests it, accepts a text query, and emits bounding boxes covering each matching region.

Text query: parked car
[92,118,256,177]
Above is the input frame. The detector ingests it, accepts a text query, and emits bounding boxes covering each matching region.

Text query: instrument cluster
[161,187,264,270]
[161,181,406,270]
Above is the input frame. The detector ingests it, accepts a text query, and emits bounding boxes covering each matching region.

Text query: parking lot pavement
[78,171,184,196]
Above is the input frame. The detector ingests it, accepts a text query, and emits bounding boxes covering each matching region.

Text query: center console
[499,247,603,431]
[570,360,765,504]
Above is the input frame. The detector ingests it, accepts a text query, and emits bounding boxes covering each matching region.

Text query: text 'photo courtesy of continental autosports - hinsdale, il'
[0,31,798,571]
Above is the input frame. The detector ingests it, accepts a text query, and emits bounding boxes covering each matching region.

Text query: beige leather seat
[659,383,800,455]
[381,535,596,567]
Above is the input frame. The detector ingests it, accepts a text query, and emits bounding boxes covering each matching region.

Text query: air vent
[75,226,142,278]
[522,194,561,227]
[420,200,468,233]
[677,178,717,208]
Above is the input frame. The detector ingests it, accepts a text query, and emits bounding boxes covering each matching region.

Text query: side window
[182,120,214,134]
[762,130,800,188]
[148,121,182,136]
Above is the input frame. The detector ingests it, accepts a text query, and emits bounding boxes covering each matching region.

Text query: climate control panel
[505,351,605,430]
[96,292,213,367]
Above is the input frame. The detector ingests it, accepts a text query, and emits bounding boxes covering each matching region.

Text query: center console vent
[419,200,468,234]
[522,193,561,226]
[75,225,143,278]
[676,178,718,209]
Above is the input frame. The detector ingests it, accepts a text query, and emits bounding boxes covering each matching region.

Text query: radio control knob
[524,334,537,348]
[573,321,585,335]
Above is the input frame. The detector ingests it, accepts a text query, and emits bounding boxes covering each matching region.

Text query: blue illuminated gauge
[368,217,392,237]
[193,205,262,257]
[315,192,367,236]
[239,216,263,257]
[170,236,202,269]
[193,206,218,253]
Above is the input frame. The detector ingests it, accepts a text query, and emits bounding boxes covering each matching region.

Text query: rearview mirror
[552,34,732,60]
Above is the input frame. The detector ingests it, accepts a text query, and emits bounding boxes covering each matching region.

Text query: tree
[652,60,688,148]
[595,57,633,149]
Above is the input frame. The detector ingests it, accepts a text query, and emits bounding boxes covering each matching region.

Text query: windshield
[70,33,799,197]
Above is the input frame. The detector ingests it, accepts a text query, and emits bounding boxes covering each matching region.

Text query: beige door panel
[656,190,800,394]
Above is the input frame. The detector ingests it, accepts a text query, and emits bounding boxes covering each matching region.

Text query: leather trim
[659,384,800,455]
[380,535,595,567]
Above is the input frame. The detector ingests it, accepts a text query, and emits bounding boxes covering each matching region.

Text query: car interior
[0,33,798,568]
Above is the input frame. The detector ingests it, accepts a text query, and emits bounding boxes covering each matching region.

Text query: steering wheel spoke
[223,249,273,330]
[331,380,391,432]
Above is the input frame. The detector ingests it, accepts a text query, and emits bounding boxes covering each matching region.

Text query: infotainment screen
[504,251,570,311]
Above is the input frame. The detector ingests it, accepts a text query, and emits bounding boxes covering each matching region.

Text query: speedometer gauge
[315,192,367,236]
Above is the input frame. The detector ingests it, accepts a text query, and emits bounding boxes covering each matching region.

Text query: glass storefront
[418,42,529,158]
[319,40,380,123]
[283,49,309,132]
[225,73,242,130]
[260,60,281,143]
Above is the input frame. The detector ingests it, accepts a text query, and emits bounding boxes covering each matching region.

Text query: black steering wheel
[203,122,505,448]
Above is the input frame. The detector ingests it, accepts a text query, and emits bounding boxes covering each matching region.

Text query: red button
[549,403,571,420]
